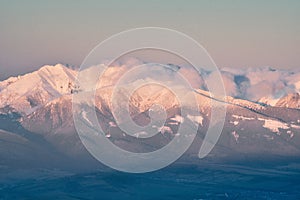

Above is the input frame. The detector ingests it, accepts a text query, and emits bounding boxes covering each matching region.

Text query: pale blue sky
[0,0,299,80]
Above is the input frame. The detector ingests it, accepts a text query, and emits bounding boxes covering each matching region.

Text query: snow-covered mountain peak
[258,92,300,109]
[1,63,300,117]
[0,64,77,115]
[37,63,65,72]
[275,93,300,109]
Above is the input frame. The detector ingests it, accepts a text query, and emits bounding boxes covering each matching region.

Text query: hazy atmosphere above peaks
[0,0,300,80]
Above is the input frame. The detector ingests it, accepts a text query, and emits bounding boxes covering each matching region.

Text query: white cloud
[76,58,300,104]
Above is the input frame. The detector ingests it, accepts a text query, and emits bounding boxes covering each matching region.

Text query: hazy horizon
[1,0,300,80]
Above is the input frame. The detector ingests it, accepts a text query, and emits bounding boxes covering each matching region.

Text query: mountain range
[0,63,300,172]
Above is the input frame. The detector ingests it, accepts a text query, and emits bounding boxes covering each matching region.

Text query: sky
[0,0,300,80]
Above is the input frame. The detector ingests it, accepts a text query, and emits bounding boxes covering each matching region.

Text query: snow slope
[0,64,77,115]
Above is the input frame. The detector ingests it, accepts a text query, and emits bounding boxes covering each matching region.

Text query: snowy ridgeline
[0,63,299,170]
[0,63,300,115]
